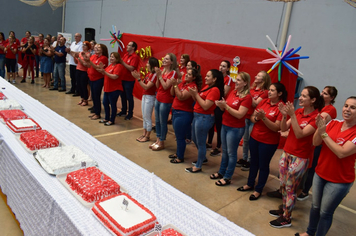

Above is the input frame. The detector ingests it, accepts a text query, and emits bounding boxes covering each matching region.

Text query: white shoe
[12,80,16,84]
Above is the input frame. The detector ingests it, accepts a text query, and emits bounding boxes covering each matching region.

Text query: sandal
[170,158,184,164]
[78,101,83,105]
[168,153,177,159]
[210,173,223,180]
[138,136,150,143]
[99,119,109,124]
[91,115,101,120]
[215,179,231,186]
[81,100,88,106]
[136,135,144,141]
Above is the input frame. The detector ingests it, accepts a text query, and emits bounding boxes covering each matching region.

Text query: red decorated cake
[20,130,59,151]
[65,167,121,203]
[0,93,6,100]
[0,109,28,122]
[152,228,184,236]
[6,118,41,133]
[92,193,157,236]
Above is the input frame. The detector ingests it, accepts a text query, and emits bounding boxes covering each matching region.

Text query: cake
[35,145,97,175]
[20,130,59,151]
[65,167,121,203]
[0,93,6,100]
[92,193,157,236]
[0,99,23,110]
[0,109,28,122]
[152,228,184,236]
[6,118,41,133]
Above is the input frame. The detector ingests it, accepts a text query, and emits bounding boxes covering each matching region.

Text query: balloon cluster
[258,35,309,81]
[100,25,125,51]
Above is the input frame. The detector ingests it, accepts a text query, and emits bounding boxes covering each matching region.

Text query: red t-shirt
[76,52,90,72]
[142,72,157,96]
[121,52,140,81]
[316,120,356,183]
[194,86,220,115]
[4,43,18,59]
[87,54,108,81]
[104,63,123,92]
[283,108,318,160]
[172,82,197,112]
[321,104,337,120]
[250,99,284,144]
[246,88,268,118]
[21,37,28,46]
[224,75,235,98]
[36,40,44,55]
[0,40,5,54]
[179,66,187,76]
[156,70,177,103]
[222,93,252,128]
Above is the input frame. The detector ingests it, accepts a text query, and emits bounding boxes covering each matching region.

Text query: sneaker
[12,80,16,84]
[192,159,208,165]
[267,189,283,199]
[241,162,250,171]
[269,208,283,218]
[210,148,221,156]
[236,159,247,167]
[269,216,291,228]
[297,192,309,201]
[206,143,212,150]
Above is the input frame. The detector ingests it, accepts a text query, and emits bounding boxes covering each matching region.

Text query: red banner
[119,33,299,102]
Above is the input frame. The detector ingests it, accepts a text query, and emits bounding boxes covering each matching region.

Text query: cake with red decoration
[0,99,22,110]
[92,193,157,236]
[152,228,184,236]
[20,130,59,151]
[0,93,6,100]
[6,118,41,133]
[65,167,121,203]
[0,109,28,122]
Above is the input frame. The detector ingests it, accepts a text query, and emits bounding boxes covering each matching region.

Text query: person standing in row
[35,33,44,78]
[50,37,67,91]
[0,32,5,79]
[4,35,18,83]
[117,41,140,120]
[66,33,83,96]
[74,41,91,106]
[21,36,36,84]
[39,38,53,88]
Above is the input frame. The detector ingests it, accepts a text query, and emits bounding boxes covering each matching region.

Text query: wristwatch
[321,133,328,139]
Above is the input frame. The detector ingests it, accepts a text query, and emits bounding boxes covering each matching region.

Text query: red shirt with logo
[246,88,268,118]
[250,99,284,144]
[224,75,235,98]
[142,72,157,96]
[222,92,252,128]
[156,70,177,104]
[194,86,220,115]
[316,120,356,183]
[283,108,318,160]
[87,55,108,81]
[121,52,140,81]
[104,63,123,92]
[172,82,197,112]
[321,104,337,120]
[4,43,18,59]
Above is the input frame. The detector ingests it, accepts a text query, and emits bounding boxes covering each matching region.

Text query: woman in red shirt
[150,53,178,151]
[75,41,91,106]
[97,52,123,126]
[4,35,18,83]
[296,96,356,236]
[84,44,108,120]
[269,86,324,228]
[237,83,287,199]
[185,69,224,173]
[21,36,36,84]
[132,57,160,142]
[170,68,202,163]
[0,32,5,79]
[210,72,251,185]
[179,54,190,77]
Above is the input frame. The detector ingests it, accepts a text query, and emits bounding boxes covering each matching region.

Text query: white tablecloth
[0,79,253,236]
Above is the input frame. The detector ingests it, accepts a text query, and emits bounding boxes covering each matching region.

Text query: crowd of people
[1,30,355,236]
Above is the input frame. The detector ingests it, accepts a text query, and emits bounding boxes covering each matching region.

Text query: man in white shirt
[65,33,83,96]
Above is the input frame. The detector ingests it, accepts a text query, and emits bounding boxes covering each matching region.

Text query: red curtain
[119,33,299,102]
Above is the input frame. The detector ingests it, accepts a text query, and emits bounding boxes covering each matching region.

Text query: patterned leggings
[279,151,309,219]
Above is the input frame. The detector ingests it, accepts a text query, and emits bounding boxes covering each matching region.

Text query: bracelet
[137,79,141,82]
[159,77,163,81]
[254,117,259,122]
[262,117,266,121]
[174,85,178,88]
[321,133,328,139]
[226,106,229,111]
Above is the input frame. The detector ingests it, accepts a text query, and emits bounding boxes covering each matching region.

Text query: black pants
[69,65,77,93]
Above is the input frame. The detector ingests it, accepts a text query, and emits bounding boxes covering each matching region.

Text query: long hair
[221,60,231,75]
[201,69,224,99]
[304,86,324,111]
[181,54,190,66]
[98,44,108,58]
[189,60,201,74]
[189,68,202,91]
[324,86,338,105]
[148,57,159,73]
[252,70,271,90]
[237,72,250,98]
[271,82,288,103]
[163,53,178,73]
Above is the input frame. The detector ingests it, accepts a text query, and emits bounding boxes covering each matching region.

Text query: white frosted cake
[35,145,97,175]
[6,118,41,133]
[92,193,157,236]
[0,99,22,110]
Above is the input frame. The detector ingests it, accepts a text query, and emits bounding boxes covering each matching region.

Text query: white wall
[65,0,356,118]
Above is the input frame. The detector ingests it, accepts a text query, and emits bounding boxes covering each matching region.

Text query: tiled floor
[1,72,355,236]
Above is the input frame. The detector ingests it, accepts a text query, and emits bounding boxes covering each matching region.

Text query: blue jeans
[90,78,104,116]
[192,112,215,168]
[0,54,5,78]
[120,80,135,116]
[242,118,254,161]
[155,100,172,141]
[103,90,121,123]
[306,174,353,236]
[218,124,245,179]
[142,95,155,132]
[172,109,193,161]
[247,137,278,193]
[53,62,66,89]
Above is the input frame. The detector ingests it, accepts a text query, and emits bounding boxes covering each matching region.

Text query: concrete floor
[1,71,356,236]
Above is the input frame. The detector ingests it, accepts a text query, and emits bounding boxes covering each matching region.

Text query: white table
[0,79,254,236]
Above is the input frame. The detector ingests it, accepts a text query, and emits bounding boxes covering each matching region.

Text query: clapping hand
[131,70,140,80]
[255,108,266,120]
[188,87,198,97]
[316,113,326,135]
[215,98,227,110]
[154,67,161,78]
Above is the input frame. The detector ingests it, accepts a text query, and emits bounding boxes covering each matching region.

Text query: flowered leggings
[279,151,309,219]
